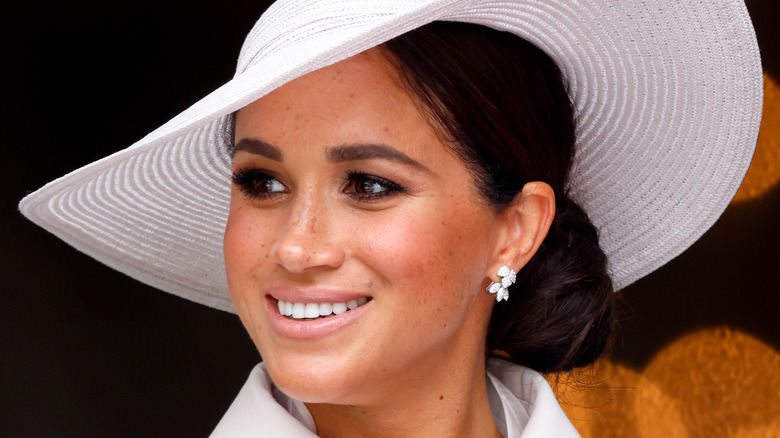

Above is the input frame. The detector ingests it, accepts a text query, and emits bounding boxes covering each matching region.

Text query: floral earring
[486,266,516,302]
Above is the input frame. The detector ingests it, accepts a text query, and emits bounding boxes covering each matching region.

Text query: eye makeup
[231,167,408,204]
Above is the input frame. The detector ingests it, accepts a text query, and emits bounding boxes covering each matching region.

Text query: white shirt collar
[486,359,580,437]
[211,359,579,437]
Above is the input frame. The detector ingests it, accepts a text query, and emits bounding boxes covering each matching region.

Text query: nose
[271,196,345,274]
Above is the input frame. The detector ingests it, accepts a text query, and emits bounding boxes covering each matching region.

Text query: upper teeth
[278,297,369,319]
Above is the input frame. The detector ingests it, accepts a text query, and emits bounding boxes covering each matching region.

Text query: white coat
[211,359,579,437]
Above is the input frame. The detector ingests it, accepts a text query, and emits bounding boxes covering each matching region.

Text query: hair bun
[488,194,614,373]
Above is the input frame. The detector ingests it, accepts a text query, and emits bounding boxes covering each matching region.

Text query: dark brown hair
[382,22,614,373]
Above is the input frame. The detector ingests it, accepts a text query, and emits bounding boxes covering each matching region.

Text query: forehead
[236,48,406,127]
[233,48,446,163]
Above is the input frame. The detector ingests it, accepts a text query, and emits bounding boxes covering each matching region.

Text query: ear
[487,181,555,279]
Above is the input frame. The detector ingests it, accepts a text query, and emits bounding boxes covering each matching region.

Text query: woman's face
[224,48,505,405]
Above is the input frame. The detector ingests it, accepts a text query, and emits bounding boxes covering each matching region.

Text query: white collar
[210,359,579,437]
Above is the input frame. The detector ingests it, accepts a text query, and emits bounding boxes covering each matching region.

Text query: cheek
[223,203,280,356]
[356,202,491,306]
[223,204,272,306]
[224,206,254,277]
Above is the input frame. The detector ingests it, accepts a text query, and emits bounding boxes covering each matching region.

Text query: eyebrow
[233,138,431,173]
[233,138,283,161]
[326,144,430,173]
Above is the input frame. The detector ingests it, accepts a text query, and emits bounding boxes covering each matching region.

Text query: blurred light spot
[550,327,780,437]
[733,74,780,203]
[732,419,780,438]
[639,327,780,437]
[548,359,643,437]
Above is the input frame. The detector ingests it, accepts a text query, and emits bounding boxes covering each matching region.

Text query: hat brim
[20,0,763,312]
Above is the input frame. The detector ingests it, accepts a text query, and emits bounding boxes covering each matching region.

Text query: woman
[19,0,762,436]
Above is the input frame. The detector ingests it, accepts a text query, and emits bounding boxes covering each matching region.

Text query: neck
[306,350,502,438]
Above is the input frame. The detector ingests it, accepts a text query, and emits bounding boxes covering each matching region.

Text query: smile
[277,297,370,320]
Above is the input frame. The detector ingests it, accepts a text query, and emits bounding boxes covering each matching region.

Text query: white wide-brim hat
[20,0,762,312]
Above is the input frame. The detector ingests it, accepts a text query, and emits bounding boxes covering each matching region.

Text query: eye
[232,168,287,200]
[344,171,406,202]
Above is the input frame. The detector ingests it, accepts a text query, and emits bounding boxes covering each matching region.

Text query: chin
[266,361,365,404]
[260,349,367,403]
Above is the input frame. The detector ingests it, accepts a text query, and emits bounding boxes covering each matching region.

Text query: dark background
[2,1,778,437]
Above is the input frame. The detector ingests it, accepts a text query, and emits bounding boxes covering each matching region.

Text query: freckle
[441,221,446,226]
[350,93,355,98]
[383,126,388,132]
[285,105,290,110]
[439,395,444,400]
[448,251,453,256]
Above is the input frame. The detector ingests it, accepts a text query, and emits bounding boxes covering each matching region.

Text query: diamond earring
[486,265,516,302]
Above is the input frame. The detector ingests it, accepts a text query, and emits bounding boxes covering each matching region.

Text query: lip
[268,287,370,304]
[265,290,372,339]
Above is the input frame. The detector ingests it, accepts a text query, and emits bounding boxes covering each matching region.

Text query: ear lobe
[488,181,555,277]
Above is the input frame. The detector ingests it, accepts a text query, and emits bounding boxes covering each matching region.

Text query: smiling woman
[17,0,762,437]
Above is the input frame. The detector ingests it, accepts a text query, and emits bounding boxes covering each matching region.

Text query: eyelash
[230,168,407,203]
[231,168,286,201]
[344,169,407,202]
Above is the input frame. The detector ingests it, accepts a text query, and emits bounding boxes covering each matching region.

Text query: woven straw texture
[19,0,763,312]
